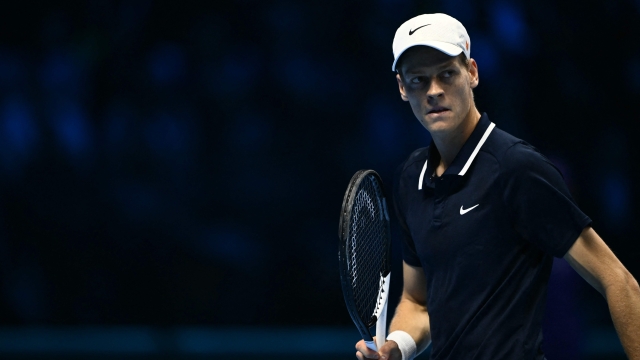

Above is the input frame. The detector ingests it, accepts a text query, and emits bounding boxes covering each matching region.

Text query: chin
[420,117,451,134]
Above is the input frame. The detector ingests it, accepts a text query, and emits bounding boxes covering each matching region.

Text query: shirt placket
[432,176,447,228]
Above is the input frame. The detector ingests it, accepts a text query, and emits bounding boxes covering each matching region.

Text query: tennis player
[355,13,640,360]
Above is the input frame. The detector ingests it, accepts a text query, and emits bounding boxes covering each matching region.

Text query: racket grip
[365,340,378,351]
[375,298,388,349]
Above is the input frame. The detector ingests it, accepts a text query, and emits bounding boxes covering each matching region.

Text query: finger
[356,350,380,360]
[355,339,380,359]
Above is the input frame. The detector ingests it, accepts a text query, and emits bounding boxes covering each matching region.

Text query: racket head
[338,170,392,342]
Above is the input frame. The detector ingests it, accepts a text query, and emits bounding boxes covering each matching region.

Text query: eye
[441,70,454,78]
[410,76,423,84]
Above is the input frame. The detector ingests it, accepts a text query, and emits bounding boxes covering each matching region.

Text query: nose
[427,80,444,101]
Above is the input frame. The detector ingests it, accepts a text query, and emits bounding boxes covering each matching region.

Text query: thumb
[378,340,402,360]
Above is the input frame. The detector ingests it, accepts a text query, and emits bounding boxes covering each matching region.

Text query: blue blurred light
[1,96,38,157]
[104,101,134,152]
[441,0,476,26]
[51,100,93,157]
[0,326,623,356]
[114,181,162,222]
[265,3,303,33]
[377,0,410,5]
[370,104,399,148]
[229,112,271,151]
[602,173,630,228]
[366,100,402,161]
[471,33,500,79]
[490,2,528,53]
[199,225,262,267]
[176,327,361,354]
[143,113,190,156]
[40,51,81,93]
[0,327,362,355]
[149,44,186,84]
[211,46,261,96]
[282,56,327,95]
[0,327,157,354]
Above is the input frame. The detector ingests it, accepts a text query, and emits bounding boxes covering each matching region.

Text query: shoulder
[398,146,429,175]
[483,127,558,174]
[481,126,523,159]
[484,127,563,183]
[394,146,429,196]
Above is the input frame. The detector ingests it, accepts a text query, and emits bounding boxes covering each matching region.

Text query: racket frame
[338,170,392,351]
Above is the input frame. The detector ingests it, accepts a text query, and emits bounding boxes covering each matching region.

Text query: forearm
[606,273,640,360]
[389,296,431,354]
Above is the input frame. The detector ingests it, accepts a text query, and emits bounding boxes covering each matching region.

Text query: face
[396,46,479,135]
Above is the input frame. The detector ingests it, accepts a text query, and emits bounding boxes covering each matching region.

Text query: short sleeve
[501,143,592,257]
[393,162,422,267]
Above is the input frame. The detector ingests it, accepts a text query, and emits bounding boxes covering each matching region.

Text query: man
[355,13,640,360]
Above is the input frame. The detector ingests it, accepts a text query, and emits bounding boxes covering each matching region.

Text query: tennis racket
[338,169,392,351]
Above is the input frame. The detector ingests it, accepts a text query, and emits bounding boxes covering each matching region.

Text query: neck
[432,106,482,175]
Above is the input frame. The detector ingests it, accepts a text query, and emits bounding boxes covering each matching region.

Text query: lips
[428,106,450,114]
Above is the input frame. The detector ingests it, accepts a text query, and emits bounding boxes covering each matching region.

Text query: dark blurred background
[0,0,638,359]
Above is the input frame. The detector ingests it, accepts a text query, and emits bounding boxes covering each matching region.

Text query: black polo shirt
[393,113,591,360]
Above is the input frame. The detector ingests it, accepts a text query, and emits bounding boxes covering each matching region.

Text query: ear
[468,58,479,89]
[396,73,409,101]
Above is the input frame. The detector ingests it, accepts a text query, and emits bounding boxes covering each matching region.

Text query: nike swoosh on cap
[460,204,479,215]
[409,24,430,35]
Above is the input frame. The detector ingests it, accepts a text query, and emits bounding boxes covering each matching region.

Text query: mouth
[427,106,450,115]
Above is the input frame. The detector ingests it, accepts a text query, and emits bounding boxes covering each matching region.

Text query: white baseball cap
[391,13,470,71]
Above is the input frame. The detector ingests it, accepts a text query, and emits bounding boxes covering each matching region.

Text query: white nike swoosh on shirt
[460,204,479,215]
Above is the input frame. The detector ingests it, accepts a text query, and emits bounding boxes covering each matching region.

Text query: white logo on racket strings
[460,204,479,215]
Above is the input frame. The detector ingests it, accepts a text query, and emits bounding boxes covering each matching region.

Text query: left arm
[564,227,640,360]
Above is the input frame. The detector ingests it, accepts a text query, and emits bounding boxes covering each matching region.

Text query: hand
[355,338,402,360]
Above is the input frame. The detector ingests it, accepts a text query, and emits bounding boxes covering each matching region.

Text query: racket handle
[365,340,378,351]
[375,298,388,350]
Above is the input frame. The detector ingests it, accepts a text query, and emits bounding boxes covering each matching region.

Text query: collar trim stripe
[458,122,495,176]
[418,159,429,190]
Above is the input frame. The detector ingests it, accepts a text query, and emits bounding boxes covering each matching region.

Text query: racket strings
[347,175,390,325]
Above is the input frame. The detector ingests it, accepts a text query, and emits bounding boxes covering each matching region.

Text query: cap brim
[392,41,463,71]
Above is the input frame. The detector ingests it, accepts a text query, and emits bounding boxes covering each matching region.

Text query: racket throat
[373,272,391,319]
[373,272,391,349]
